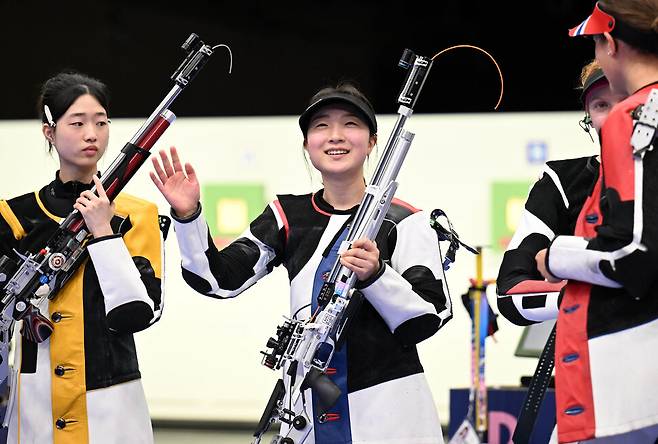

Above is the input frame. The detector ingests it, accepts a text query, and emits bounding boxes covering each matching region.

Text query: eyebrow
[310,112,361,122]
[67,112,108,118]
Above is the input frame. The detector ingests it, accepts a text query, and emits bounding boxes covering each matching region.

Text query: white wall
[0,111,597,424]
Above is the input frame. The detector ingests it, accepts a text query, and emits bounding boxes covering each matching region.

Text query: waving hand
[150,146,200,219]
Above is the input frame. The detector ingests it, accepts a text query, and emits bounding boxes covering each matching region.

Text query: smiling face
[43,93,109,179]
[303,104,376,182]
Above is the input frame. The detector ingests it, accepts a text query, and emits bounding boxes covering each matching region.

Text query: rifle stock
[0,33,223,353]
[254,49,433,444]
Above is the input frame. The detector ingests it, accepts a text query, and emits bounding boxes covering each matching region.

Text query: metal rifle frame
[253,48,433,444]
[0,33,220,365]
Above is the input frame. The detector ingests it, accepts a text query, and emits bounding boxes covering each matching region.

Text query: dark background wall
[0,0,597,119]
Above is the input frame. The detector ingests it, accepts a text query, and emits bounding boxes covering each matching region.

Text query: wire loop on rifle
[212,44,234,74]
[432,44,504,110]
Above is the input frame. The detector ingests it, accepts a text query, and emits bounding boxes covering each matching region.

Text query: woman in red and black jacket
[535,1,658,442]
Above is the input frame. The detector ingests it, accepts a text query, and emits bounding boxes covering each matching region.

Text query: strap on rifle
[430,209,478,270]
[512,323,556,444]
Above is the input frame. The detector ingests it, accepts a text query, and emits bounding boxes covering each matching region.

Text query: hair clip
[44,105,56,127]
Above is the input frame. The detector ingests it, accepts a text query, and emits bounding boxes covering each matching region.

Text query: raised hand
[75,175,115,238]
[340,238,381,281]
[150,146,201,219]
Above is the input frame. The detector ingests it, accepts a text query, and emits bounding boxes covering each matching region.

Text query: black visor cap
[299,92,377,137]
[580,68,607,104]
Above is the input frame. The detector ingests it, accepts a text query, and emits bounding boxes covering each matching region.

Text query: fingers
[159,149,175,177]
[340,255,381,282]
[74,196,92,214]
[77,179,112,210]
[340,255,371,270]
[340,238,380,280]
[343,239,379,260]
[92,175,107,199]
[184,162,197,184]
[340,257,360,275]
[152,153,168,183]
[535,249,560,283]
[342,248,372,262]
[170,146,184,173]
[78,190,95,203]
[79,187,109,205]
[351,238,377,252]
[149,171,164,192]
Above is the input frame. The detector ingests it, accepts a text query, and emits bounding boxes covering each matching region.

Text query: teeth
[326,150,348,155]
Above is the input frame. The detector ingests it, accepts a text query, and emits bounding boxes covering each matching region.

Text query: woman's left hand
[75,175,115,238]
[340,238,380,281]
[535,248,562,283]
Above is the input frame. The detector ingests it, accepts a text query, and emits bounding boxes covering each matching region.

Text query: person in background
[496,60,625,326]
[0,72,165,443]
[535,1,658,442]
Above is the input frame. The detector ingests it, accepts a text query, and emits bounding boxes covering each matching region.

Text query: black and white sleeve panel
[173,203,284,298]
[497,156,599,325]
[87,196,165,333]
[361,210,451,345]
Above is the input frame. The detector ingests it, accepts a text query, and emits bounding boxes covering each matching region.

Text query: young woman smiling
[152,83,452,443]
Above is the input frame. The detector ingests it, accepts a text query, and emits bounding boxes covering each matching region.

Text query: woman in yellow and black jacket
[0,72,164,444]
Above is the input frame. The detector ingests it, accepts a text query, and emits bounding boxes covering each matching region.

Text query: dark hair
[37,72,110,151]
[599,0,658,55]
[300,82,377,137]
[600,0,658,33]
[307,83,374,113]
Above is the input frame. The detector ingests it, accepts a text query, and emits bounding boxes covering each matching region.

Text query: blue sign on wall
[526,140,548,164]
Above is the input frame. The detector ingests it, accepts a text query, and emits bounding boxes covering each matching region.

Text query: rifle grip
[20,305,54,343]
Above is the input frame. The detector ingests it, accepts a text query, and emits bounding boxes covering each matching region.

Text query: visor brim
[299,92,377,137]
[569,3,615,37]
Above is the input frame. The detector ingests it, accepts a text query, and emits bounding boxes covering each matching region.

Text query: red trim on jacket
[556,281,596,443]
[600,100,636,201]
[391,197,420,213]
[555,187,600,442]
[311,193,332,217]
[506,280,565,295]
